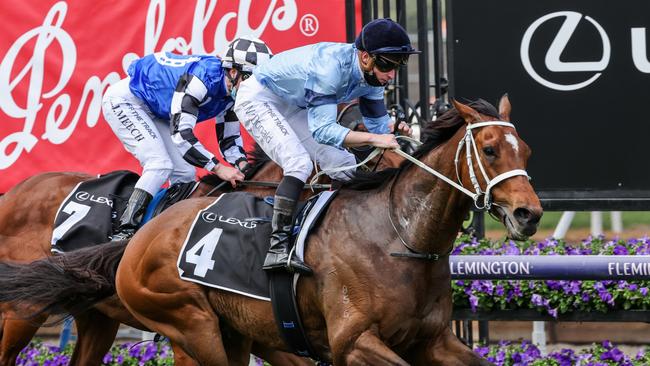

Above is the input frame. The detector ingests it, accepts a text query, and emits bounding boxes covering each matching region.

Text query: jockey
[233,18,419,275]
[102,36,273,241]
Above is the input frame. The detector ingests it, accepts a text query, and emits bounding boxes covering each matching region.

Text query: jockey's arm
[169,73,220,171]
[308,102,399,150]
[215,108,248,171]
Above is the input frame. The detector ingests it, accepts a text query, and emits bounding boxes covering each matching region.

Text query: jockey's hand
[212,164,245,188]
[370,133,400,150]
[392,121,412,136]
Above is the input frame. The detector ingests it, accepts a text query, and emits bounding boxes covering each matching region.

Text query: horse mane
[343,99,500,191]
[198,143,271,188]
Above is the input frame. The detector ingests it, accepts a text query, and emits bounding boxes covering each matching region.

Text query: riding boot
[263,195,313,275]
[111,188,152,241]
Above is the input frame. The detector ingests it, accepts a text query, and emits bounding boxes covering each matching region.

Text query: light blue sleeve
[363,114,391,134]
[304,52,350,148]
[308,104,350,147]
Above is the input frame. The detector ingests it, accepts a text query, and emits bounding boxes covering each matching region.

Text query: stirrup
[111,229,135,242]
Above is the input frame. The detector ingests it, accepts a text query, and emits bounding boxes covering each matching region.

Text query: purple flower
[475,345,489,357]
[601,347,625,362]
[531,294,545,307]
[613,245,629,255]
[469,294,479,312]
[598,290,613,305]
[641,287,649,296]
[495,284,504,296]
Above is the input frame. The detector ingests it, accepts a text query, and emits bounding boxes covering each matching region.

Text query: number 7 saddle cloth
[51,170,139,254]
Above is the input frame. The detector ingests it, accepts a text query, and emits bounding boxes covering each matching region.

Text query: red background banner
[0,0,352,192]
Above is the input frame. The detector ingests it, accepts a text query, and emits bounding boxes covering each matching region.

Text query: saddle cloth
[177,190,336,301]
[51,170,139,253]
[51,173,200,254]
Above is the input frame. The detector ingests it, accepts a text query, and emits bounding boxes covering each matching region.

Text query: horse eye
[483,146,496,156]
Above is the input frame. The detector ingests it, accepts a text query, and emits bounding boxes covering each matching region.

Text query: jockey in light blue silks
[234,19,419,275]
[102,36,273,241]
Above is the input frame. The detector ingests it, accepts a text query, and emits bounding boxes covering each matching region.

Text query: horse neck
[390,126,471,256]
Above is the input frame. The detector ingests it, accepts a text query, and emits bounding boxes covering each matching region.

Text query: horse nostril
[514,207,540,226]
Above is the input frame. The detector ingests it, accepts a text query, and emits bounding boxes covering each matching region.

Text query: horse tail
[0,240,127,319]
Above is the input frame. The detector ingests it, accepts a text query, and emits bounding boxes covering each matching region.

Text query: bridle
[394,120,529,210]
[388,119,530,260]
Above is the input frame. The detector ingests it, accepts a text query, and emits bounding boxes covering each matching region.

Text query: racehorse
[0,143,401,366]
[0,96,541,365]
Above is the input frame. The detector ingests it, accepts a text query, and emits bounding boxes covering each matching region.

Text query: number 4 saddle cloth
[177,190,336,301]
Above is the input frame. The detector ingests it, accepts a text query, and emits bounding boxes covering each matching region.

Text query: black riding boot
[263,176,313,275]
[112,188,152,241]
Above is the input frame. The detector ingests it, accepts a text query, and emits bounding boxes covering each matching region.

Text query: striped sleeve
[215,107,247,166]
[170,73,219,171]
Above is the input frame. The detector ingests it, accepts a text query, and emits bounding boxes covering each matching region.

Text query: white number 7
[51,201,92,245]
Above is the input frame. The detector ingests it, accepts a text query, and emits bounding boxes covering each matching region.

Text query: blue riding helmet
[354,18,420,55]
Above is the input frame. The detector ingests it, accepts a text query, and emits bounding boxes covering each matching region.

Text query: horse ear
[498,93,511,122]
[452,99,481,123]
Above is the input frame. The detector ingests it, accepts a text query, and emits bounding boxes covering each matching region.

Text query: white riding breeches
[234,75,356,183]
[102,78,196,195]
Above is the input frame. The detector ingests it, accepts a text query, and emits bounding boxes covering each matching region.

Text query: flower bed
[17,341,174,366]
[16,339,650,365]
[452,235,650,317]
[476,340,650,366]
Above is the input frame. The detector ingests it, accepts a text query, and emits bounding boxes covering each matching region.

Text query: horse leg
[117,278,230,365]
[251,344,316,366]
[68,309,120,366]
[409,328,494,366]
[334,330,409,366]
[221,328,253,366]
[0,313,47,366]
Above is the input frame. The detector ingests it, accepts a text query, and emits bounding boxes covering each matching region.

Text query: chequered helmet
[221,36,273,73]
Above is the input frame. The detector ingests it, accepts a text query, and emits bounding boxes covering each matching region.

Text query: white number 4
[185,228,223,277]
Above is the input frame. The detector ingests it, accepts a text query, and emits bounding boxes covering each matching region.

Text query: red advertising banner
[0,0,351,192]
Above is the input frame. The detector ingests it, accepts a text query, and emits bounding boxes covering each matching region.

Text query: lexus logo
[201,211,217,223]
[75,191,90,201]
[520,11,611,91]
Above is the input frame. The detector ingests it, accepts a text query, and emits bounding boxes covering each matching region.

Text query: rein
[203,180,332,197]
[387,120,529,260]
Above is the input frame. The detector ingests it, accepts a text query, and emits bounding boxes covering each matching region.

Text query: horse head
[453,95,542,240]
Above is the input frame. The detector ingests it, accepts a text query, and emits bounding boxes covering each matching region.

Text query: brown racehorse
[0,96,541,365]
[114,96,541,365]
[0,144,400,366]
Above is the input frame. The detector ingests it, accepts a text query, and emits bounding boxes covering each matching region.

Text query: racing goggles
[372,54,409,72]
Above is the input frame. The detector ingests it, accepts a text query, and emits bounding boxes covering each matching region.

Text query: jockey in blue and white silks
[102,36,272,241]
[233,18,419,275]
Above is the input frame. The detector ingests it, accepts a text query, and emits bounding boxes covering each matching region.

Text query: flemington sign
[450,256,650,280]
[447,0,650,209]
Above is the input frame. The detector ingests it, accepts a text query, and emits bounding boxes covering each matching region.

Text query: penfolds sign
[0,0,351,192]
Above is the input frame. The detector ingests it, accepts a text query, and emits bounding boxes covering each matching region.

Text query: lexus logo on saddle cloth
[520,11,611,91]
